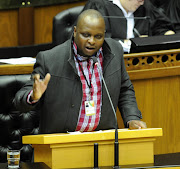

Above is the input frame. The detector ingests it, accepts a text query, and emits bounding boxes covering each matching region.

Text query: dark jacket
[82,0,174,40]
[161,0,180,34]
[14,38,142,134]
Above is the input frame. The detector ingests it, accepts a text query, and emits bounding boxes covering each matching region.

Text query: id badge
[85,100,95,116]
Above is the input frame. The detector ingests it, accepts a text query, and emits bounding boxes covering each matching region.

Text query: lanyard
[77,58,95,90]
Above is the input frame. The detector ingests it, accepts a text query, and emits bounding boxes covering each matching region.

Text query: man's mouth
[86,46,95,50]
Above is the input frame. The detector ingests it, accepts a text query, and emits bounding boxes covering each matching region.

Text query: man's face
[74,16,105,57]
[122,0,144,13]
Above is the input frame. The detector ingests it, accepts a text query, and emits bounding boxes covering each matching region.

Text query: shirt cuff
[127,120,132,128]
[27,90,39,104]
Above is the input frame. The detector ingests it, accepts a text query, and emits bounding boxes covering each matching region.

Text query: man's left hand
[128,120,147,129]
[164,30,175,35]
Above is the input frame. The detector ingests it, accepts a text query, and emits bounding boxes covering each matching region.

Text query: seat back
[0,75,39,162]
[52,6,84,46]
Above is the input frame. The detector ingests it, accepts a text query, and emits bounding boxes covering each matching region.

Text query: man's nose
[88,36,95,44]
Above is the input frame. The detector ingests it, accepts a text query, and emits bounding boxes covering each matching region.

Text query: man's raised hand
[31,73,51,101]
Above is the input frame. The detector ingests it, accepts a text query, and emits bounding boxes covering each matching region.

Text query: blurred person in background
[82,0,175,53]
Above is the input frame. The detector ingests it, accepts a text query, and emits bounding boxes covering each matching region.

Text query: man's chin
[78,48,97,57]
[84,51,97,57]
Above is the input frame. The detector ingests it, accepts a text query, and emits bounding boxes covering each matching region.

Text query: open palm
[32,73,51,100]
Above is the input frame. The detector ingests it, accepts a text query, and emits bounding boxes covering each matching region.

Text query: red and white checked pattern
[74,46,103,132]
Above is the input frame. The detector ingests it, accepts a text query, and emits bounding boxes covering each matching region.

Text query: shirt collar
[112,0,133,17]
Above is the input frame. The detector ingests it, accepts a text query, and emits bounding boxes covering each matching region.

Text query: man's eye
[82,33,89,37]
[95,35,102,39]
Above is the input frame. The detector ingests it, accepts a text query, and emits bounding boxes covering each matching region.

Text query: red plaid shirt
[73,42,103,132]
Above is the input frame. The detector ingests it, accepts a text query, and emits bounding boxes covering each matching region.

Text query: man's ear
[74,26,77,38]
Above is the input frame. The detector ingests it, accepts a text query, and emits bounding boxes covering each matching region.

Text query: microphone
[103,15,150,20]
[103,15,151,37]
[133,28,141,37]
[92,57,119,169]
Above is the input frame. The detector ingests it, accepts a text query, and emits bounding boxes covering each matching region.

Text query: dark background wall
[0,0,86,49]
[0,0,85,10]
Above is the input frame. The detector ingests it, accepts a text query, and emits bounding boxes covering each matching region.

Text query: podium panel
[23,128,162,169]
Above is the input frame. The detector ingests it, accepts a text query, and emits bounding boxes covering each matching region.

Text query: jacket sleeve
[118,54,142,127]
[111,40,142,126]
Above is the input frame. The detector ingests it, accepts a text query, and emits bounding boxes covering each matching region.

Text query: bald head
[76,9,105,29]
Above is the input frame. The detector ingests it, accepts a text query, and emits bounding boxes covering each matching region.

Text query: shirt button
[71,104,75,107]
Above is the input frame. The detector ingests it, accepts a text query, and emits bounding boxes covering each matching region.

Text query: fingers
[140,35,148,38]
[129,122,140,129]
[43,73,51,85]
[32,73,51,101]
[139,121,147,128]
[33,74,40,83]
[33,73,51,85]
[164,30,175,35]
[129,120,147,130]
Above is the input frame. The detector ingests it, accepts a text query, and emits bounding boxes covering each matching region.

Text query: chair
[52,6,84,46]
[0,75,40,162]
[0,6,83,162]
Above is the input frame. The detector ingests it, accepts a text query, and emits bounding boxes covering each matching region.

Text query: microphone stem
[100,72,117,119]
[93,143,99,169]
[114,130,119,167]
[95,63,119,168]
[133,28,141,37]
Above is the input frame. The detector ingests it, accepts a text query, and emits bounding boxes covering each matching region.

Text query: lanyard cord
[76,58,95,89]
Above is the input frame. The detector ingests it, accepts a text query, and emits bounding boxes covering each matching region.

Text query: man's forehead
[79,15,102,24]
[78,24,105,33]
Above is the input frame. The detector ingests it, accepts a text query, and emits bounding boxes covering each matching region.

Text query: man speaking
[14,9,146,134]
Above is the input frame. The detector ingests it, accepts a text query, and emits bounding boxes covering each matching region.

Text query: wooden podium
[23,128,162,169]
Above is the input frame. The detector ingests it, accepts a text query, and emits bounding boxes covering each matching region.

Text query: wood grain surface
[0,9,18,47]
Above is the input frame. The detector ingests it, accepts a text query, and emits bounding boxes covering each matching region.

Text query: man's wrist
[27,90,39,104]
